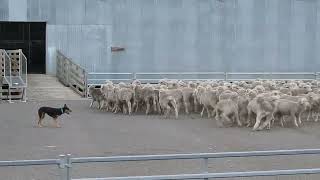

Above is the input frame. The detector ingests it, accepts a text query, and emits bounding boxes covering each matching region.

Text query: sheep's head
[299,98,311,110]
[132,79,141,86]
[188,81,196,88]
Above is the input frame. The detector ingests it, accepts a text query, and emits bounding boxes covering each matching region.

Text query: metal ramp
[1,49,27,102]
[27,74,81,101]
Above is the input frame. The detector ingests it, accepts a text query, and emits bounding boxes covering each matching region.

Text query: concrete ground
[1,100,320,179]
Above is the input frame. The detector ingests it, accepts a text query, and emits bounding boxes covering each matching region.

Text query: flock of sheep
[88,78,320,131]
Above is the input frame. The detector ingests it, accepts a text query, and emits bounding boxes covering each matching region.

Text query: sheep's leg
[132,101,136,112]
[314,112,320,122]
[157,101,161,114]
[215,109,224,127]
[246,111,252,127]
[133,101,139,113]
[280,116,285,127]
[206,107,211,118]
[258,114,273,130]
[127,101,132,115]
[176,102,181,113]
[106,101,111,111]
[146,101,151,115]
[194,99,198,112]
[272,113,280,127]
[153,97,157,113]
[298,112,303,125]
[266,114,273,130]
[200,106,205,118]
[307,110,312,121]
[253,113,263,131]
[114,102,120,114]
[157,103,162,114]
[281,116,286,127]
[98,101,101,109]
[171,101,179,119]
[106,101,110,111]
[164,105,171,119]
[235,111,242,127]
[99,100,104,109]
[211,107,216,118]
[271,116,275,127]
[112,103,118,113]
[292,114,299,127]
[90,99,94,108]
[184,101,190,115]
[222,113,232,123]
[122,104,128,114]
[238,111,245,125]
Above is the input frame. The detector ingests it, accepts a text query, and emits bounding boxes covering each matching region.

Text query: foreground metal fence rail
[1,149,320,180]
[74,168,320,180]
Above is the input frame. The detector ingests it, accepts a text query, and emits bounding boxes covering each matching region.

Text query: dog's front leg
[53,118,61,128]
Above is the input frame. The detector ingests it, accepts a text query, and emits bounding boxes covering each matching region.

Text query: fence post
[59,155,67,180]
[59,154,72,180]
[224,72,228,81]
[66,154,72,180]
[202,158,209,180]
[315,72,318,80]
[84,71,88,98]
[132,73,137,80]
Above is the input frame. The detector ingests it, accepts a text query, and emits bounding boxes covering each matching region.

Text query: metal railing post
[84,71,88,98]
[59,155,67,180]
[66,154,72,180]
[224,72,228,81]
[202,158,209,180]
[132,73,137,80]
[315,72,317,80]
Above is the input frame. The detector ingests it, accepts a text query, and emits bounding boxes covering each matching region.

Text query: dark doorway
[0,22,46,74]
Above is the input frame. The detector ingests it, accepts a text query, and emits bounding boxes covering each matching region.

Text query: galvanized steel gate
[1,149,320,180]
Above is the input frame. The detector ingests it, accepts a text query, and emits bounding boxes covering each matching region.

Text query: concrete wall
[0,0,319,75]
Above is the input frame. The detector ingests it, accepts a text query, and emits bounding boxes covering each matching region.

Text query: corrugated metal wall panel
[84,0,112,25]
[47,25,112,74]
[316,1,320,71]
[4,0,320,75]
[0,0,9,21]
[264,0,278,72]
[109,0,320,74]
[9,0,27,21]
[278,0,292,72]
[303,1,317,72]
[27,0,55,22]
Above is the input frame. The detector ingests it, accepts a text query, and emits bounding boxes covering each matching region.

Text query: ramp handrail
[2,49,12,86]
[56,50,87,97]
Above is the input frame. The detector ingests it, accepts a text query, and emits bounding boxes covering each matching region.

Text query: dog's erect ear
[64,104,67,107]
